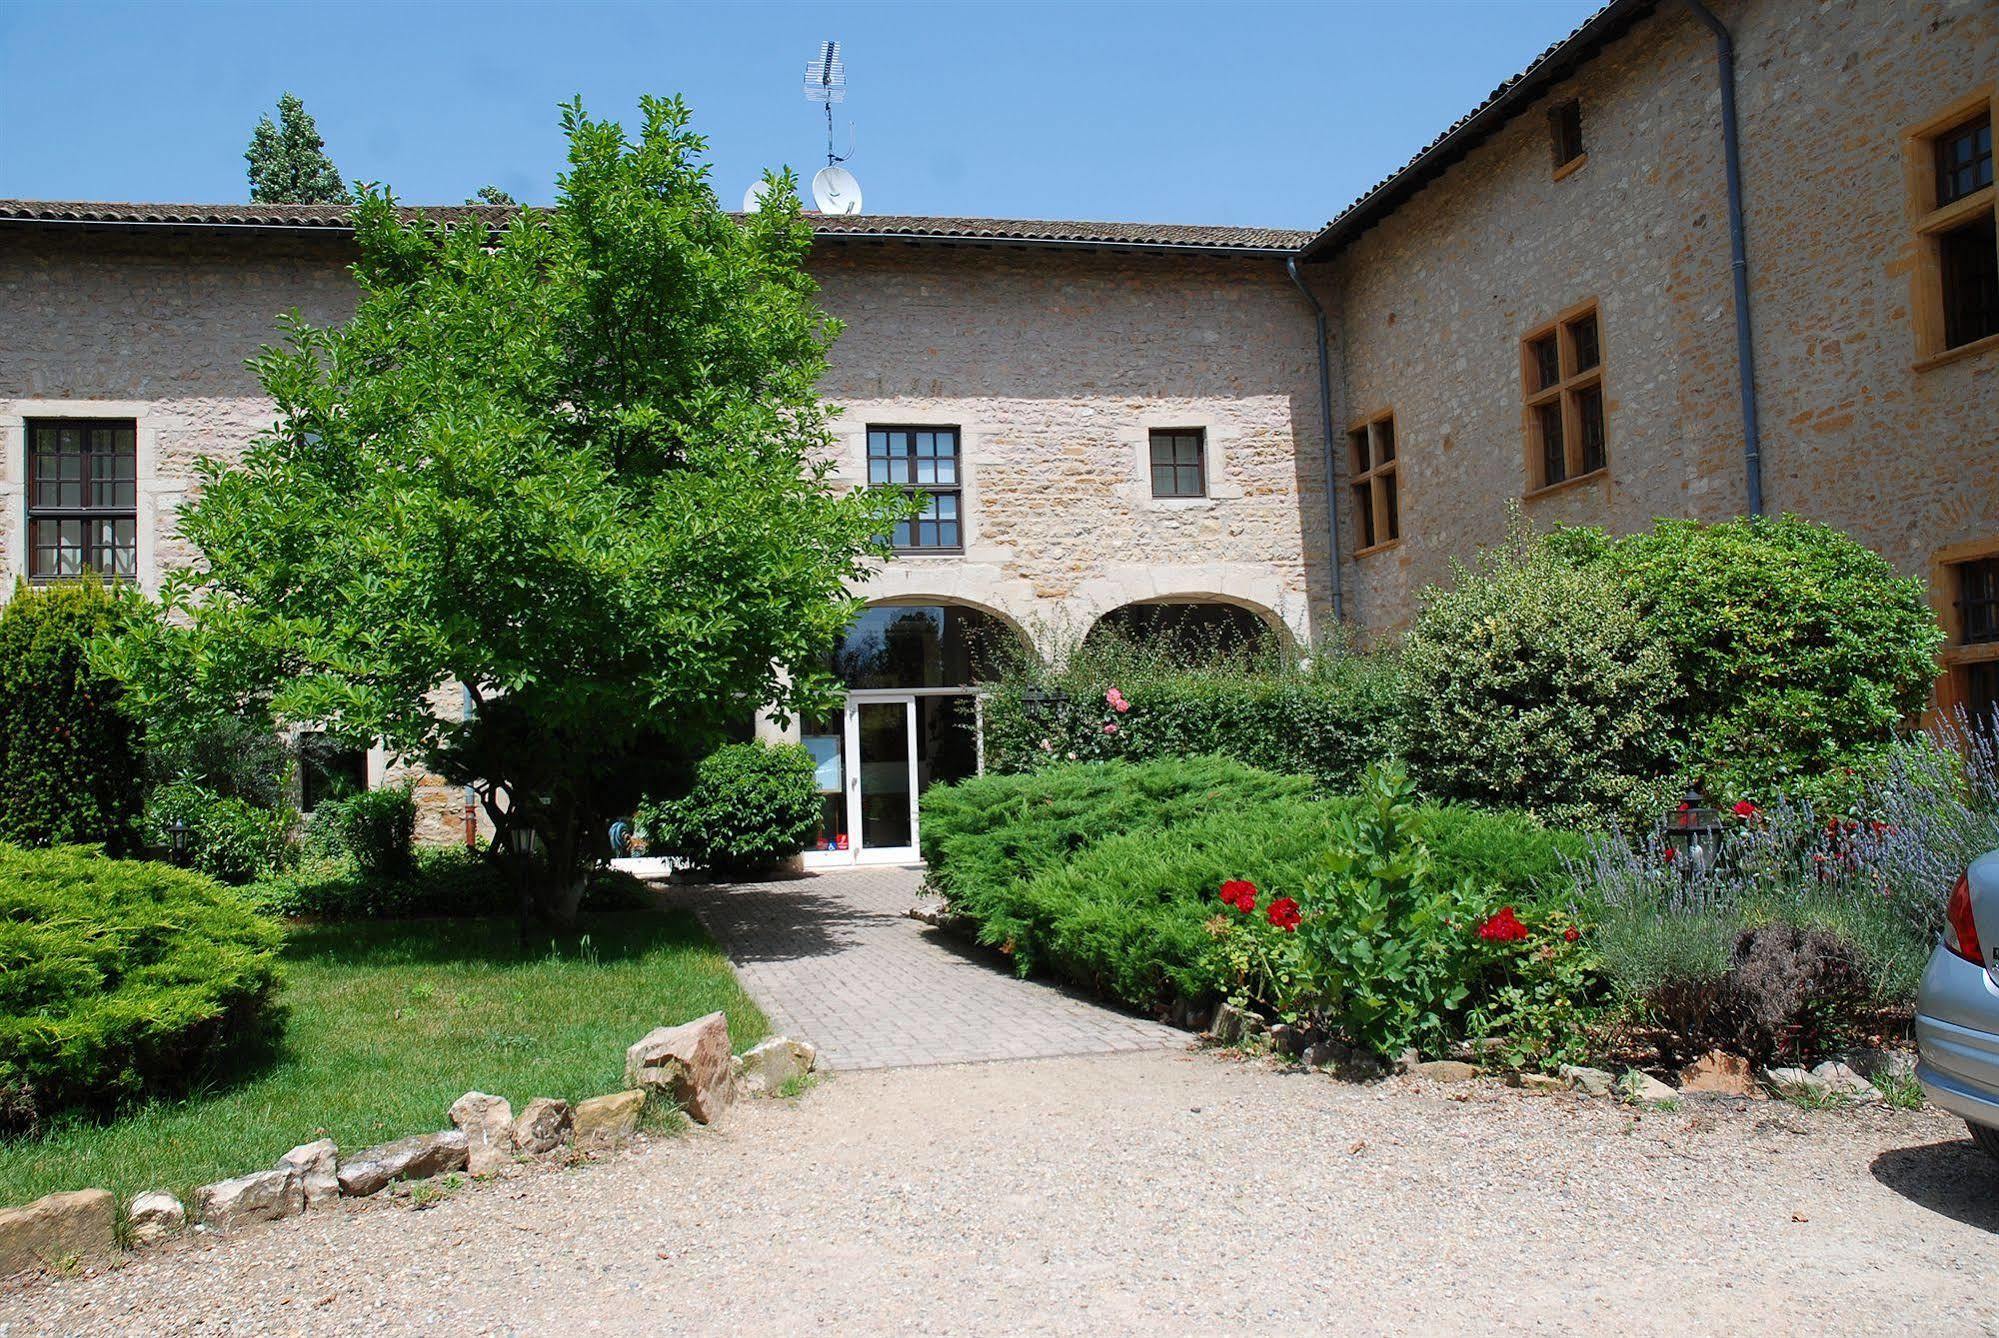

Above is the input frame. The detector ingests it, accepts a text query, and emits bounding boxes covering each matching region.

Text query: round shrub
[144,780,294,885]
[330,785,417,879]
[0,844,284,1131]
[1553,515,1943,808]
[1399,529,1682,831]
[642,741,819,873]
[0,580,144,852]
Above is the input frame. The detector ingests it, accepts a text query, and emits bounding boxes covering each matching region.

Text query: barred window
[868,427,962,552]
[27,419,137,581]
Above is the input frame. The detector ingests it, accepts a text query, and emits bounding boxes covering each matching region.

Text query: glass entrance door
[854,698,915,857]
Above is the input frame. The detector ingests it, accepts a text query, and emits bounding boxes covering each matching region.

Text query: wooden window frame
[25,417,138,582]
[868,425,964,554]
[1932,538,1999,728]
[1345,410,1400,558]
[1519,301,1608,496]
[1905,89,1999,369]
[1549,99,1586,179]
[1147,428,1208,499]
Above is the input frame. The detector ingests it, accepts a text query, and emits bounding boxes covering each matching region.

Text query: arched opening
[804,601,1029,861]
[1081,598,1279,666]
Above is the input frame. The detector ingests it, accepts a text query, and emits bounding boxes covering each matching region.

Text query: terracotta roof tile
[0,200,1309,255]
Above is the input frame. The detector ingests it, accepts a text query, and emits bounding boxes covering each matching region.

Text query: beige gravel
[3,1049,1995,1336]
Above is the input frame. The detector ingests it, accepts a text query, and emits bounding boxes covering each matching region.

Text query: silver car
[1916,849,1999,1158]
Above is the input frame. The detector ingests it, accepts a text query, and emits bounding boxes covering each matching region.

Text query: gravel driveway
[4,1051,1995,1335]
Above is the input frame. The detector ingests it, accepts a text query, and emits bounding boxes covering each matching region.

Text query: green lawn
[0,909,767,1207]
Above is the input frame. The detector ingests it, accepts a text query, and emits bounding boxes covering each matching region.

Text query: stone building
[1,0,1994,858]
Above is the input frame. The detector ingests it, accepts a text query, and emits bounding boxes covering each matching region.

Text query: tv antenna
[803,39,863,214]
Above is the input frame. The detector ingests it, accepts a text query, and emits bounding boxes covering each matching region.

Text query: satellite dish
[742,180,772,213]
[812,164,863,215]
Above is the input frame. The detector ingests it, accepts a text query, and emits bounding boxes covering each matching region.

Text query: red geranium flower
[1563,926,1581,943]
[1661,845,1678,865]
[1219,879,1257,913]
[1476,906,1529,943]
[1266,897,1302,932]
[1732,800,1760,819]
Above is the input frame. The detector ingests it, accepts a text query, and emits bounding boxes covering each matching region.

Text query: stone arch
[1080,594,1291,663]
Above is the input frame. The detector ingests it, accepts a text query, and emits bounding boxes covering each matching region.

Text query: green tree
[245,92,347,204]
[467,185,518,206]
[0,580,144,851]
[116,96,909,921]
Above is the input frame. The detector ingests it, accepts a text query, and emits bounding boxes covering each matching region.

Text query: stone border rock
[0,1012,822,1286]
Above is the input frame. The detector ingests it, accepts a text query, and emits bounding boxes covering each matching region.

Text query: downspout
[1286,256,1346,624]
[1682,0,1766,516]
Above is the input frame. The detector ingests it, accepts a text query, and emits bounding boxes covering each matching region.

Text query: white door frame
[802,686,983,869]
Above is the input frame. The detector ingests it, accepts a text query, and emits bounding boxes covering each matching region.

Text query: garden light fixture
[166,816,191,865]
[1666,786,1722,873]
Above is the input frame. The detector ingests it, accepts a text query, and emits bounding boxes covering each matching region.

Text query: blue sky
[0,1,1601,230]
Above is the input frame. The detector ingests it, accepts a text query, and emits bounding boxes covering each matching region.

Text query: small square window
[1937,113,1994,208]
[1148,429,1207,499]
[1549,100,1584,171]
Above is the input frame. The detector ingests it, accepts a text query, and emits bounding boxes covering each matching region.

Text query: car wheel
[1970,1122,1999,1161]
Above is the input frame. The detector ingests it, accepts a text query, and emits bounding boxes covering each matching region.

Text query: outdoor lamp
[1665,786,1721,873]
[166,816,191,865]
[508,822,537,857]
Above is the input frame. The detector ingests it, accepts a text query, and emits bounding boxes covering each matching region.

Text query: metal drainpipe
[1286,256,1346,625]
[1682,0,1766,517]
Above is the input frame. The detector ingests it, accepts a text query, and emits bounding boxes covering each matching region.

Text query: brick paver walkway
[667,865,1187,1071]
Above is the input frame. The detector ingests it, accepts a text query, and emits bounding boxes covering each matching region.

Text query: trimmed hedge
[1551,515,1944,809]
[246,846,651,920]
[920,758,1583,1014]
[0,845,284,1131]
[641,741,819,872]
[0,580,144,852]
[979,642,1400,791]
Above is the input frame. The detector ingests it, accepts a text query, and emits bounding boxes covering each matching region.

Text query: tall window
[1148,428,1206,498]
[26,419,137,580]
[1549,99,1584,175]
[868,427,961,552]
[1948,554,1999,730]
[1910,97,1998,359]
[1521,304,1607,491]
[1346,411,1399,555]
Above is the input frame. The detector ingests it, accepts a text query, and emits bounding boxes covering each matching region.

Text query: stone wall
[814,244,1331,653]
[1316,0,1999,640]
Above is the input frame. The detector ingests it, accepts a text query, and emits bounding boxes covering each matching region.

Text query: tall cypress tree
[245,93,347,204]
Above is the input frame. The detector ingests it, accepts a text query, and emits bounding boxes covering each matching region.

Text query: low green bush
[919,755,1321,910]
[0,844,283,1131]
[0,580,144,852]
[247,846,650,920]
[143,780,294,885]
[326,784,417,879]
[979,632,1400,791]
[922,758,1582,1035]
[641,742,819,873]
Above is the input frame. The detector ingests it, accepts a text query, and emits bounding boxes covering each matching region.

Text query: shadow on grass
[1869,1137,1999,1232]
[282,906,716,969]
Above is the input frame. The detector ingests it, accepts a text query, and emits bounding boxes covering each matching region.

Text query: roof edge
[1298,0,1660,262]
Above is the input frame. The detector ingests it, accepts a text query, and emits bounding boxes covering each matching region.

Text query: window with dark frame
[1521,305,1609,491]
[1148,428,1207,498]
[1912,100,1999,357]
[1346,412,1399,555]
[298,733,369,812]
[868,426,962,551]
[26,419,137,581]
[1961,557,1999,645]
[1549,99,1584,172]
